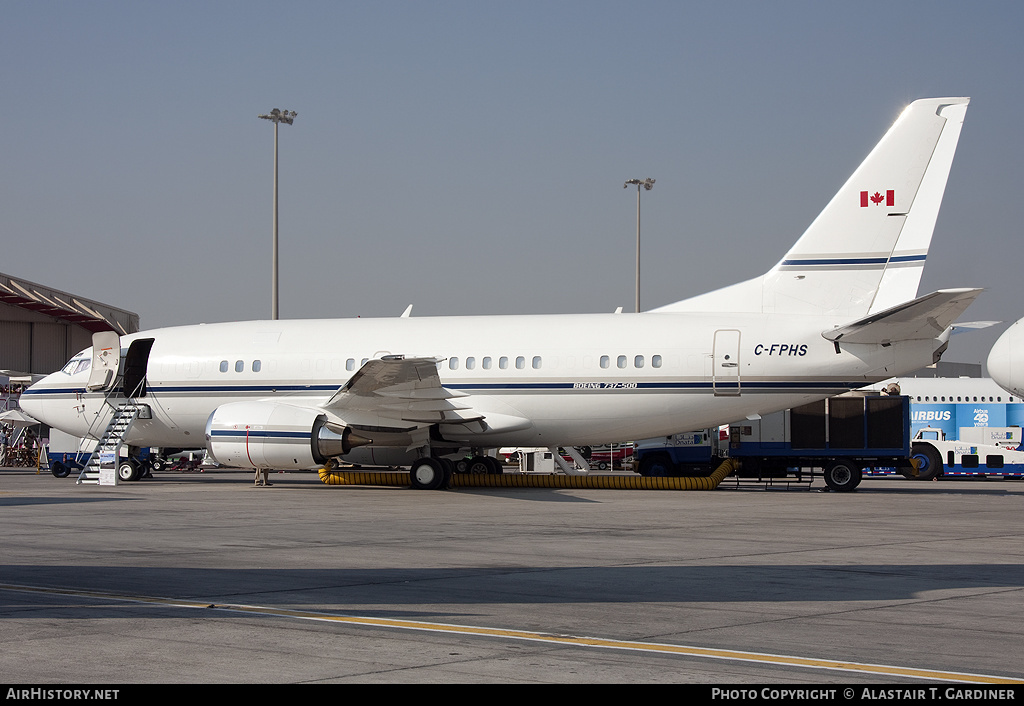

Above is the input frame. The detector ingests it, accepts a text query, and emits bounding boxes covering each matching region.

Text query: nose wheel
[117,458,142,482]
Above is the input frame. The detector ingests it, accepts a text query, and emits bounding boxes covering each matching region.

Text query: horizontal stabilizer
[822,288,982,344]
[951,320,1000,334]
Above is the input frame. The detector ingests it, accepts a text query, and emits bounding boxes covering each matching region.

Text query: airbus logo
[912,410,952,422]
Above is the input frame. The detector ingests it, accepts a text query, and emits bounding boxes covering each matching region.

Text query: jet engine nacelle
[205,401,369,469]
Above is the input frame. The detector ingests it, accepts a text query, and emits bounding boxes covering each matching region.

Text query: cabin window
[482,357,492,369]
[361,358,368,366]
[617,355,627,369]
[220,360,229,373]
[532,356,542,369]
[634,355,644,368]
[516,356,525,370]
[450,357,459,370]
[235,360,244,373]
[499,357,508,369]
[466,357,476,370]
[600,355,610,369]
[346,358,355,371]
[252,360,261,373]
[652,355,662,368]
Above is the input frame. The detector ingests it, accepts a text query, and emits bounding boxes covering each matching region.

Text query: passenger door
[713,329,741,396]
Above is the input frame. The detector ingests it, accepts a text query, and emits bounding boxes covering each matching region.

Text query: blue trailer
[635,395,914,491]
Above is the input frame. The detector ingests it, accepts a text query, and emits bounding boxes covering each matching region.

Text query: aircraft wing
[822,288,983,345]
[324,356,484,425]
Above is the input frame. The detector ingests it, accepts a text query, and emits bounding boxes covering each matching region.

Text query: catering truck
[635,394,914,491]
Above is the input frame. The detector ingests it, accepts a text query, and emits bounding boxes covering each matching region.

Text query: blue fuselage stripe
[782,254,926,266]
[24,381,862,396]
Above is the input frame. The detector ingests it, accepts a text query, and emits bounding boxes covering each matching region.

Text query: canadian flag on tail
[860,190,894,207]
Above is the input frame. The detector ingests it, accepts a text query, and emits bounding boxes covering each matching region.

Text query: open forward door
[86,331,121,392]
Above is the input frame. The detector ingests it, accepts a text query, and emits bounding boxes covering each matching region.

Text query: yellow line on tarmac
[3,582,1021,683]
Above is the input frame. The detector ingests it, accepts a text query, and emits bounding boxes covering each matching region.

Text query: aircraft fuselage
[21,311,945,460]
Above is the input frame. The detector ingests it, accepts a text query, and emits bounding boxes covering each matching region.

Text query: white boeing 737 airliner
[22,97,979,489]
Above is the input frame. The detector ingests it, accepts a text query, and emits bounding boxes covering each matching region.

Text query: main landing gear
[409,457,449,490]
[408,453,503,489]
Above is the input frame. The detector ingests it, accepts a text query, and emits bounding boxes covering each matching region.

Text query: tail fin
[655,97,969,317]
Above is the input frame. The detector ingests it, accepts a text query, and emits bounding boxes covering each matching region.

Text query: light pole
[624,178,655,313]
[258,108,297,320]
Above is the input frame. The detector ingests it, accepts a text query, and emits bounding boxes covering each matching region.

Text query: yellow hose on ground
[318,457,740,490]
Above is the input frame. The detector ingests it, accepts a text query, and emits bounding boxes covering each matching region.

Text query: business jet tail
[655,97,970,318]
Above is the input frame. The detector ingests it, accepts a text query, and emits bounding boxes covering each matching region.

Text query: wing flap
[325,356,445,410]
[325,356,486,426]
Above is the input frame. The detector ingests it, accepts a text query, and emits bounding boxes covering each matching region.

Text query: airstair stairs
[76,403,143,485]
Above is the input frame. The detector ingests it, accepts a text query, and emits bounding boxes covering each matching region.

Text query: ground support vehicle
[635,395,914,492]
[45,428,95,478]
[868,426,1024,480]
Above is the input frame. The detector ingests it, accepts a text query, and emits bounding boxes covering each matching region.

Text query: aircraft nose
[988,318,1024,397]
[18,375,57,425]
[18,385,42,420]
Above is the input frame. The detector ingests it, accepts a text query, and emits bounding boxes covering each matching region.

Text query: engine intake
[205,401,370,469]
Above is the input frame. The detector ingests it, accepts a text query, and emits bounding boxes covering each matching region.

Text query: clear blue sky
[3,1,1022,369]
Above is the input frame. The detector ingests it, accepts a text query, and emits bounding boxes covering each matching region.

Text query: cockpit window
[62,359,90,375]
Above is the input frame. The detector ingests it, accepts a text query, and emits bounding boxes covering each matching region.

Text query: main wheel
[467,456,492,474]
[823,460,862,492]
[118,459,140,482]
[909,443,943,481]
[409,457,448,490]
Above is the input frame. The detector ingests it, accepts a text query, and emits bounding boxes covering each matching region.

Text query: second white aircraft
[22,97,978,488]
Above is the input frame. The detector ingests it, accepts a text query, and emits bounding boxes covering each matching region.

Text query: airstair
[76,403,143,485]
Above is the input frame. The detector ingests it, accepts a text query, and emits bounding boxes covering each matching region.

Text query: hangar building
[1,271,138,378]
